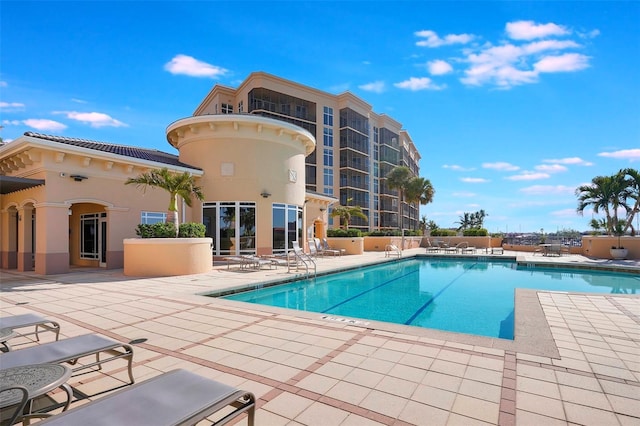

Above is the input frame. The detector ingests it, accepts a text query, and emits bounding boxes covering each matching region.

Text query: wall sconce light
[319,207,326,212]
[17,214,21,222]
[260,191,271,198]
[70,174,88,182]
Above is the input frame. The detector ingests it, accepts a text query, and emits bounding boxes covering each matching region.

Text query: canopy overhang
[0,176,45,194]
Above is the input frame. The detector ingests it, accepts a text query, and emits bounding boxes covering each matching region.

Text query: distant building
[194,71,422,232]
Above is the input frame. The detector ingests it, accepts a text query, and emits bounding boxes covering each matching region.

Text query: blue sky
[1,1,639,234]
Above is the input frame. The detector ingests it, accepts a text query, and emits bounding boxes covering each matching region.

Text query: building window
[141,211,166,224]
[323,168,334,196]
[272,203,303,254]
[323,106,333,126]
[323,127,333,147]
[323,148,333,167]
[202,202,256,256]
[221,103,233,114]
[238,100,244,113]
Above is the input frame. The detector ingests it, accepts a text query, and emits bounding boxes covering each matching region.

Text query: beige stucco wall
[581,236,640,259]
[167,114,315,255]
[124,238,213,276]
[0,139,194,273]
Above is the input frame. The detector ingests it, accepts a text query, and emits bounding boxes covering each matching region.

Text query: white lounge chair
[425,239,440,253]
[0,313,61,351]
[38,369,256,426]
[0,334,135,386]
[316,238,342,256]
[384,244,402,258]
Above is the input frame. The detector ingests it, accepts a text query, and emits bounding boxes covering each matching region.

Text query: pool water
[221,258,639,339]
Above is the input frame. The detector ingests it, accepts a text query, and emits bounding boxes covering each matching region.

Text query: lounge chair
[0,334,135,385]
[384,244,401,258]
[491,246,504,255]
[38,369,256,426]
[0,313,61,351]
[320,238,344,256]
[460,242,476,254]
[307,239,322,258]
[425,239,440,253]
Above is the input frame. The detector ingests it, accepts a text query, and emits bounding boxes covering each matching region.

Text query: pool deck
[1,249,638,425]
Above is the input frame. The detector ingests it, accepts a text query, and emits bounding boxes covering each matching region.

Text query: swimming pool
[220,258,639,339]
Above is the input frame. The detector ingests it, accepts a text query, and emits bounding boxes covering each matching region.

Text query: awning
[0,176,46,194]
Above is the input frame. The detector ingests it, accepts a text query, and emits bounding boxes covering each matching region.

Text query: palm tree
[385,166,413,231]
[125,167,204,236]
[330,198,368,230]
[620,168,640,235]
[575,172,629,234]
[455,212,473,231]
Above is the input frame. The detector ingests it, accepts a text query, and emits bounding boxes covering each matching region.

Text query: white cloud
[534,164,567,173]
[415,30,474,48]
[506,171,550,181]
[482,162,520,171]
[506,21,570,40]
[23,119,67,132]
[443,164,475,172]
[394,77,445,91]
[460,177,489,183]
[535,53,590,73]
[71,98,88,104]
[459,26,591,88]
[359,81,385,93]
[0,102,25,110]
[2,120,22,126]
[543,157,593,166]
[427,60,453,75]
[598,149,640,162]
[0,81,7,87]
[164,54,228,78]
[520,185,575,195]
[55,111,127,128]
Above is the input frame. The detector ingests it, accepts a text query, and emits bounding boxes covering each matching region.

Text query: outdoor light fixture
[260,191,271,198]
[70,175,88,182]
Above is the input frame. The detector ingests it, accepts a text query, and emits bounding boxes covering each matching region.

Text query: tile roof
[23,132,201,170]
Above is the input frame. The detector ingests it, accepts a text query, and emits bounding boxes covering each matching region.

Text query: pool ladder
[287,250,317,277]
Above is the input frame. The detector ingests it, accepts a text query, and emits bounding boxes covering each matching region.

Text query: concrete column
[17,206,34,271]
[34,204,70,275]
[0,209,18,269]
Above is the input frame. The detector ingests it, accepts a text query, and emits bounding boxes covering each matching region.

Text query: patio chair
[322,238,345,256]
[425,239,440,253]
[0,334,135,385]
[307,239,322,258]
[384,244,402,258]
[38,369,256,426]
[460,243,476,254]
[0,313,61,351]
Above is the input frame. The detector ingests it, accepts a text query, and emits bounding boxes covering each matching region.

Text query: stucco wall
[581,236,639,259]
[124,238,213,276]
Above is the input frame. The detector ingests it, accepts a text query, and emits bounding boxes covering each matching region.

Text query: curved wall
[166,115,316,254]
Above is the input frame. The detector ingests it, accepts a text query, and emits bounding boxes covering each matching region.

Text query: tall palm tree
[125,167,204,236]
[330,198,368,230]
[385,166,413,231]
[620,168,640,235]
[576,172,629,234]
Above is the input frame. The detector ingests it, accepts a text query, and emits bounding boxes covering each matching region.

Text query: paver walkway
[0,249,638,425]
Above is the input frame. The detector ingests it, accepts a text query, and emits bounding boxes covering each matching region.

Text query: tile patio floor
[1,249,638,425]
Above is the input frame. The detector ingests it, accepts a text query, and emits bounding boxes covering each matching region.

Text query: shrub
[327,228,362,237]
[365,230,402,237]
[136,222,177,238]
[430,228,457,237]
[463,228,489,237]
[178,222,206,238]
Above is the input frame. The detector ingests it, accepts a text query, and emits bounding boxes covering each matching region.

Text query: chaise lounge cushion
[39,369,256,426]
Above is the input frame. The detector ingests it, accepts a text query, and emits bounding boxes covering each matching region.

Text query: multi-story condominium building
[194,72,422,232]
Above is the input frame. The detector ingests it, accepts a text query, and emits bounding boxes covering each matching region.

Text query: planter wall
[325,237,364,255]
[581,236,639,260]
[124,237,213,277]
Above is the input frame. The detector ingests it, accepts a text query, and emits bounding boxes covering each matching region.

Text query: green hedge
[429,228,457,236]
[462,228,488,236]
[136,222,206,238]
[327,228,362,237]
